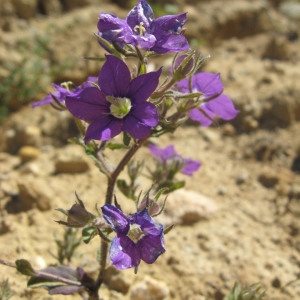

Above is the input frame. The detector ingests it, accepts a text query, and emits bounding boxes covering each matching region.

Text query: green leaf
[107,143,130,150]
[27,276,62,289]
[27,266,81,295]
[55,208,68,216]
[166,181,185,193]
[15,259,36,276]
[154,187,169,201]
[123,132,131,146]
[82,227,97,244]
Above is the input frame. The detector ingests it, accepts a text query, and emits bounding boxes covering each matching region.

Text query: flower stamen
[127,224,146,243]
[107,96,132,119]
[134,22,146,36]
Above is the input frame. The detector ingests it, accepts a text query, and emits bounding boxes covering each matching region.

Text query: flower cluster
[98,0,189,54]
[31,0,239,275]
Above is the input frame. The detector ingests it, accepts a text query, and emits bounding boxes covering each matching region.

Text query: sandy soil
[1,0,300,299]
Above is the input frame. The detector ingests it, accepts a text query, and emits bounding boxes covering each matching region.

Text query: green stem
[93,136,149,297]
[151,78,176,99]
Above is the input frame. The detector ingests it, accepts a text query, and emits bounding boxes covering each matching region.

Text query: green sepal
[163,224,174,235]
[82,226,97,244]
[123,132,131,146]
[139,62,147,75]
[154,187,169,201]
[54,220,85,228]
[159,181,185,193]
[27,276,63,290]
[55,208,68,217]
[15,259,36,276]
[94,33,122,58]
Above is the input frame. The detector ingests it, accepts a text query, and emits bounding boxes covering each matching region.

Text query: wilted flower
[149,144,201,176]
[65,55,161,142]
[102,204,165,270]
[97,0,189,54]
[176,72,239,126]
[31,77,97,108]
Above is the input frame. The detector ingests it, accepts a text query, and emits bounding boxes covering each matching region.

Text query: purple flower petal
[128,69,162,103]
[126,0,154,31]
[83,77,98,88]
[85,116,123,142]
[181,159,201,176]
[52,84,69,96]
[110,236,140,270]
[151,13,187,39]
[129,102,158,126]
[101,204,129,233]
[99,55,131,97]
[149,144,176,162]
[130,33,156,49]
[65,87,108,122]
[150,13,189,53]
[123,115,152,139]
[31,92,59,108]
[136,216,163,236]
[151,33,190,54]
[132,208,152,222]
[189,106,215,126]
[204,94,240,120]
[138,234,165,264]
[193,72,223,99]
[97,1,189,53]
[97,13,132,44]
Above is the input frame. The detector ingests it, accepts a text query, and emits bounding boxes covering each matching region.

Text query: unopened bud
[172,52,195,80]
[138,197,160,216]
[67,204,94,227]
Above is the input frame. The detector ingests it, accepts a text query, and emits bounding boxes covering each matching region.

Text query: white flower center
[127,223,146,243]
[107,96,132,119]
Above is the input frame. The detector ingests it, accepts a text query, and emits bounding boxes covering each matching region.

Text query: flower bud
[172,51,195,81]
[67,204,94,227]
[137,197,160,216]
[56,204,94,228]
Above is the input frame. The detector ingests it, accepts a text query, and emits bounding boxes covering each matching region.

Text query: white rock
[55,145,90,174]
[159,189,218,225]
[130,276,169,300]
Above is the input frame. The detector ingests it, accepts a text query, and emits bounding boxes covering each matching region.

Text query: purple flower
[97,0,189,54]
[176,72,239,126]
[149,144,201,176]
[101,204,165,270]
[31,77,97,108]
[65,55,161,142]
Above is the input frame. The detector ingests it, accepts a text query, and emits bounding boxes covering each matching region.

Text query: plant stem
[93,136,149,297]
[0,259,16,268]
